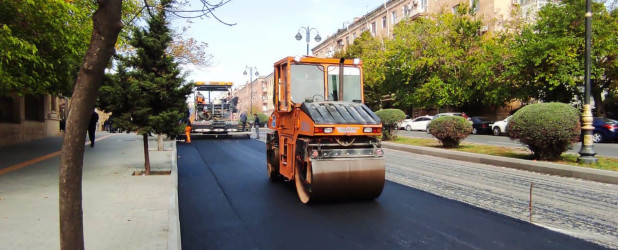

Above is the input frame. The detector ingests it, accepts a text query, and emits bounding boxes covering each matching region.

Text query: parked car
[400,115,433,131]
[470,116,493,135]
[428,113,467,133]
[490,116,511,136]
[433,112,465,119]
[593,117,618,143]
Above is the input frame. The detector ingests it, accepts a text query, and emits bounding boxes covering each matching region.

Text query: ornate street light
[295,26,321,55]
[243,66,259,115]
[578,0,597,164]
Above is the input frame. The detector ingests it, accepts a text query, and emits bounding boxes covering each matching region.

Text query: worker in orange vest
[185,121,192,143]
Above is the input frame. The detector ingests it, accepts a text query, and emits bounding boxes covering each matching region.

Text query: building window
[421,0,428,12]
[346,36,349,46]
[452,4,460,14]
[470,0,478,13]
[370,22,376,36]
[382,16,387,28]
[0,96,19,123]
[352,32,356,40]
[391,10,397,23]
[25,95,44,121]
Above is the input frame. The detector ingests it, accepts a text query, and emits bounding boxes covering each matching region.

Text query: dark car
[592,117,618,143]
[470,116,493,135]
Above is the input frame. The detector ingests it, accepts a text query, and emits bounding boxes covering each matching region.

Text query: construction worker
[185,121,192,143]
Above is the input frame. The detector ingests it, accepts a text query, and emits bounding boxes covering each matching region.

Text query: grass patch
[393,136,618,172]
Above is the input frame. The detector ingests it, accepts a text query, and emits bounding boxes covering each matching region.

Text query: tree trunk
[59,1,122,250]
[143,134,151,175]
[157,134,164,151]
[592,81,606,117]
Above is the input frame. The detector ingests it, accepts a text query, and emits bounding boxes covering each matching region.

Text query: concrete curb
[382,141,618,185]
[168,141,181,250]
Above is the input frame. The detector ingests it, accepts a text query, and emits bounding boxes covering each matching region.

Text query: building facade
[0,94,67,147]
[313,0,548,58]
[234,75,272,116]
[312,0,550,120]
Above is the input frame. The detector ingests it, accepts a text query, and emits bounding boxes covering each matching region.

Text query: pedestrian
[185,120,192,143]
[88,110,99,147]
[253,114,260,139]
[103,119,110,132]
[240,111,247,132]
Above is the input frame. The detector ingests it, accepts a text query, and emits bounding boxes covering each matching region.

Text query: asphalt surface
[177,138,606,249]
[397,130,618,158]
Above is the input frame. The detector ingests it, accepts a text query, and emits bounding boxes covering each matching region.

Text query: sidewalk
[0,132,179,250]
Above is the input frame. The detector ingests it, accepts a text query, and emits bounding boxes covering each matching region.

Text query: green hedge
[507,102,580,161]
[427,116,471,148]
[375,109,405,141]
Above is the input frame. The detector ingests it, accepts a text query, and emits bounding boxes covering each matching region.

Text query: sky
[174,0,384,90]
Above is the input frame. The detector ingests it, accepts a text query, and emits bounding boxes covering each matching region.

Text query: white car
[400,115,433,131]
[490,116,511,136]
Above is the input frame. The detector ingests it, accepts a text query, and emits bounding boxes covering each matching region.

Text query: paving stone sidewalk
[0,132,178,250]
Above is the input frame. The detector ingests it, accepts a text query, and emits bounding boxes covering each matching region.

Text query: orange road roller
[266,56,385,203]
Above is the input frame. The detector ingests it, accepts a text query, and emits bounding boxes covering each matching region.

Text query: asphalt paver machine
[266,56,385,203]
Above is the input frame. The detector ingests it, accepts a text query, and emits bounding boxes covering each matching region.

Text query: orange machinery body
[266,56,385,203]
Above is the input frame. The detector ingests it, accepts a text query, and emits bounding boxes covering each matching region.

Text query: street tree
[383,4,511,113]
[58,0,232,249]
[506,0,618,116]
[99,0,193,173]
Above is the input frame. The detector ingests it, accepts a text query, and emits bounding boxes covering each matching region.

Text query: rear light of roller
[364,127,381,133]
[314,127,334,133]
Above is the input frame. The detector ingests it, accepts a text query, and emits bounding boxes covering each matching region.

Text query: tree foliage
[98,0,193,173]
[0,0,91,96]
[506,0,618,115]
[374,108,405,140]
[337,31,386,110]
[384,4,511,111]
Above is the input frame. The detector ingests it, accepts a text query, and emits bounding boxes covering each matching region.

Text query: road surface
[177,138,611,249]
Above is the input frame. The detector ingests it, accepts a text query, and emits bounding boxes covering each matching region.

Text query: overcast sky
[174,0,384,91]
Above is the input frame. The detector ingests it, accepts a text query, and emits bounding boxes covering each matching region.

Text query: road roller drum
[295,158,385,203]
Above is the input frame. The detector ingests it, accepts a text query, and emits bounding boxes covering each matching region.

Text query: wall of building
[0,94,66,147]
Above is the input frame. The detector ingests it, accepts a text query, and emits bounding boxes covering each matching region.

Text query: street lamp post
[295,26,321,56]
[243,66,259,115]
[578,0,597,164]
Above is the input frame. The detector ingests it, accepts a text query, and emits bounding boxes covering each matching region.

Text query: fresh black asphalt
[177,138,605,250]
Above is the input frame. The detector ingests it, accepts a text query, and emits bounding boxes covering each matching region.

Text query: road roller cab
[266,56,385,203]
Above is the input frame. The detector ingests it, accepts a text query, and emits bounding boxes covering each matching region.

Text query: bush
[248,113,269,127]
[427,116,471,148]
[375,109,405,140]
[507,102,580,161]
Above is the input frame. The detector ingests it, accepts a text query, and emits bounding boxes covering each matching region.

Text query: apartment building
[234,75,273,116]
[313,0,548,57]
